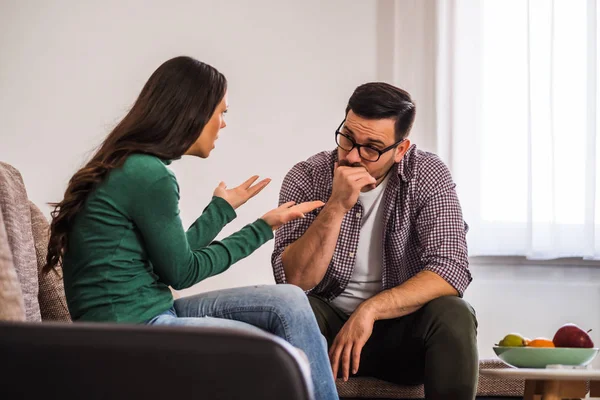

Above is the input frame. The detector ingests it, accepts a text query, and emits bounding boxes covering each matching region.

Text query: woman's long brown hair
[44,56,227,273]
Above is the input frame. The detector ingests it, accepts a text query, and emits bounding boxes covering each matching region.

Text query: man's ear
[394,139,411,163]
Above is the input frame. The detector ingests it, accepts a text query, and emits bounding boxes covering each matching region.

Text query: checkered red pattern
[271,145,472,300]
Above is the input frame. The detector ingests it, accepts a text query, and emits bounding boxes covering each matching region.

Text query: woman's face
[185,91,228,158]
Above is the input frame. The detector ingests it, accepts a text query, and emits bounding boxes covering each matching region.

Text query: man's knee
[421,296,478,336]
[418,297,479,397]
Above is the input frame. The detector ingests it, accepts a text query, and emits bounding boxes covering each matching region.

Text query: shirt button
[349,252,355,258]
[356,212,361,219]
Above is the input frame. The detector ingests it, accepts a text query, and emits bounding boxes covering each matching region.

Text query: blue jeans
[146,284,338,400]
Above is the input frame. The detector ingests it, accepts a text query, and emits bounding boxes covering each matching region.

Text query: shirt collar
[396,144,416,183]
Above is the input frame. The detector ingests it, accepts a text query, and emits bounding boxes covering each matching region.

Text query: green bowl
[493,346,599,368]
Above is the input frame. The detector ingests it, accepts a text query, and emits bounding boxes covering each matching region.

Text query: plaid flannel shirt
[271,145,472,301]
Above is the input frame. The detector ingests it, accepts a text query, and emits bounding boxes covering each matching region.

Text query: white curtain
[436,0,600,260]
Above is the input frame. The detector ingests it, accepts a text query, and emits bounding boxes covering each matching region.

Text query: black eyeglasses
[335,120,404,162]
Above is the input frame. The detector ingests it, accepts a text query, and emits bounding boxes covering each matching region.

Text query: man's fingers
[354,176,377,189]
[328,340,335,359]
[351,341,364,375]
[338,167,363,179]
[347,169,374,181]
[329,342,343,380]
[342,343,353,381]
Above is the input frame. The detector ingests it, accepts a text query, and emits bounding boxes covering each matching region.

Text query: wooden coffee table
[480,367,600,400]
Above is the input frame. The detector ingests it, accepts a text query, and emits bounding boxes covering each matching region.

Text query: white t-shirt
[331,173,390,315]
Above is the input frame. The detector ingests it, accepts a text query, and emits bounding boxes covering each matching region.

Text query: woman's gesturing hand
[213,175,271,210]
[261,201,325,231]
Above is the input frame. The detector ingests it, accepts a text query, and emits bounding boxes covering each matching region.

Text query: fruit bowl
[493,346,599,368]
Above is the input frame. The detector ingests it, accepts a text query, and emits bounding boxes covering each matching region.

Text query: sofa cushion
[0,202,26,321]
[30,201,70,322]
[0,162,41,321]
[335,359,524,398]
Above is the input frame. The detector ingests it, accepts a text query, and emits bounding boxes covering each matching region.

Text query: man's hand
[329,162,376,212]
[329,306,375,381]
[213,175,271,210]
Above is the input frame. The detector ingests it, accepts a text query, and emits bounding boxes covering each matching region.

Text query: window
[438,0,600,259]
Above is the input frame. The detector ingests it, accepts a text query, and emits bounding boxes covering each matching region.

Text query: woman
[45,56,338,400]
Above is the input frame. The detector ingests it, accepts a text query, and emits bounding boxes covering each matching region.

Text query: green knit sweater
[63,154,273,323]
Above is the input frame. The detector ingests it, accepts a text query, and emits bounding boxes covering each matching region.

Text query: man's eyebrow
[365,138,386,147]
[342,126,386,147]
[341,125,355,137]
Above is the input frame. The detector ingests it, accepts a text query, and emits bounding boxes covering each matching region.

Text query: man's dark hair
[345,82,416,141]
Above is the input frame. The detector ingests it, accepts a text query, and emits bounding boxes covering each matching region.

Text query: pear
[497,333,527,347]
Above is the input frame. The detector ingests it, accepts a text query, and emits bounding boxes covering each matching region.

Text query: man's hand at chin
[329,162,376,212]
[337,160,377,191]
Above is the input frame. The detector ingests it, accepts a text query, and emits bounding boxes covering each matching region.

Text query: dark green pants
[309,295,479,400]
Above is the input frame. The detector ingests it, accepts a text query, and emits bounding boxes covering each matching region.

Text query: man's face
[337,110,411,188]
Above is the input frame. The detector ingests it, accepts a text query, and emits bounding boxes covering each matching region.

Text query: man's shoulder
[399,145,452,182]
[287,150,335,179]
[280,150,335,199]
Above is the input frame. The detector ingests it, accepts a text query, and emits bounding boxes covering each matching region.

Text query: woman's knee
[264,284,315,323]
[271,284,309,305]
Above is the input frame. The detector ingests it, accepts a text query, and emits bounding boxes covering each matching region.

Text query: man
[271,82,478,399]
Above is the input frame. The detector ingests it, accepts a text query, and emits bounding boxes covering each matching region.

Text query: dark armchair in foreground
[0,320,313,400]
[0,160,313,400]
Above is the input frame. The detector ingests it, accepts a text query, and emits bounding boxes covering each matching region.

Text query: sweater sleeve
[186,196,237,249]
[129,175,273,290]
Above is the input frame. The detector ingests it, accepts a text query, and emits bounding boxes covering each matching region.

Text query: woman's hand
[213,175,271,210]
[261,201,325,231]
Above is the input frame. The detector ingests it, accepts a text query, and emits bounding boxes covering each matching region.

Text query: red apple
[553,323,594,348]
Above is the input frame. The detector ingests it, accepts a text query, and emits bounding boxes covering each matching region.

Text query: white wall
[465,260,600,369]
[0,0,379,293]
[2,0,599,372]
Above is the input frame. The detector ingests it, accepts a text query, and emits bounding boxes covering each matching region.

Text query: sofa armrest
[0,321,314,400]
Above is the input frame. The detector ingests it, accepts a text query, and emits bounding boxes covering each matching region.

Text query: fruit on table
[497,333,527,347]
[528,338,555,347]
[553,323,594,348]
